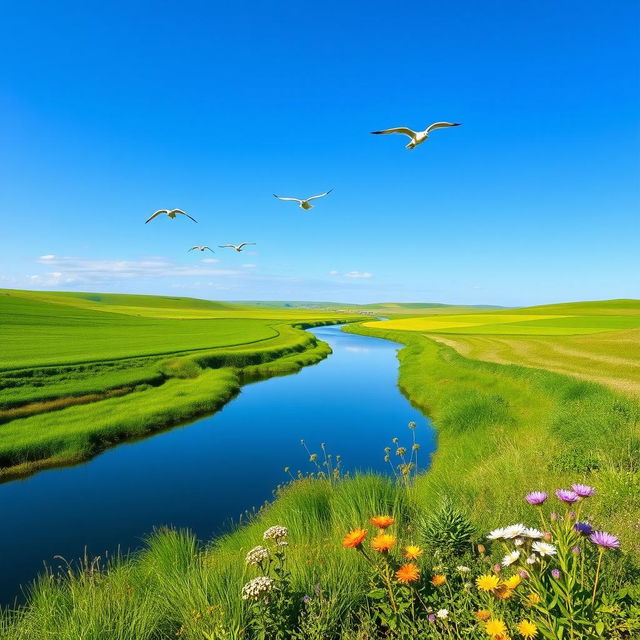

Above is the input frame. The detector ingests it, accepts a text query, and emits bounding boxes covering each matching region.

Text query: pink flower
[555,489,579,503]
[571,484,595,498]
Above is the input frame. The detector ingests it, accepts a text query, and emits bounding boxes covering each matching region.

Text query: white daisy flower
[437,608,449,619]
[524,527,543,539]
[532,541,557,557]
[501,550,521,566]
[487,527,507,540]
[456,565,471,573]
[502,524,527,539]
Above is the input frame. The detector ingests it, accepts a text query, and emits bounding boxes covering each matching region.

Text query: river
[0,325,434,604]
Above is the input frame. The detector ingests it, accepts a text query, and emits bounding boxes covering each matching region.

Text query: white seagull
[371,122,461,149]
[189,246,214,253]
[219,242,256,252]
[273,189,333,211]
[145,208,198,224]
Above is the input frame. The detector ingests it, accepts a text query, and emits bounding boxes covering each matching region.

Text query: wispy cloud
[344,271,373,279]
[32,255,241,285]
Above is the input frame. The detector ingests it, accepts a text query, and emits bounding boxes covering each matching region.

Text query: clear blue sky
[1,1,638,306]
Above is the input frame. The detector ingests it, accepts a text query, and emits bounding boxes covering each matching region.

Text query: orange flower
[431,574,447,586]
[494,585,514,600]
[475,609,492,621]
[404,545,423,560]
[342,528,367,549]
[371,533,396,552]
[370,515,395,530]
[395,563,420,583]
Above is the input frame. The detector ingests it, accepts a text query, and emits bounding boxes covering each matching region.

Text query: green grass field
[0,289,351,476]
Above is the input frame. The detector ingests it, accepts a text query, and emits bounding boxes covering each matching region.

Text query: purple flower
[302,595,312,604]
[519,570,529,579]
[550,512,558,521]
[574,521,593,536]
[572,484,595,498]
[555,489,579,503]
[589,531,621,549]
[571,546,581,555]
[551,569,561,579]
[428,614,436,623]
[493,564,502,573]
[525,491,548,505]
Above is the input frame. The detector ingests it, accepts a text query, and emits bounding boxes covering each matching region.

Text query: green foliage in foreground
[343,323,640,555]
[1,473,638,639]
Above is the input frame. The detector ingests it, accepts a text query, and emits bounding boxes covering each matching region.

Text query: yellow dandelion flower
[526,592,541,604]
[404,545,422,560]
[504,574,521,590]
[494,585,514,600]
[476,574,500,592]
[516,620,538,638]
[485,618,507,637]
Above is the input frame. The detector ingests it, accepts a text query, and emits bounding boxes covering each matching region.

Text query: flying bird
[371,122,461,149]
[145,209,198,224]
[273,189,333,211]
[219,243,256,252]
[189,246,215,253]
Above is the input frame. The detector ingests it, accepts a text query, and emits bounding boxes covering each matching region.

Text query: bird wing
[306,189,333,202]
[238,243,256,249]
[371,127,416,138]
[145,209,167,223]
[273,194,303,203]
[219,244,235,249]
[174,210,198,223]
[425,122,461,134]
[204,247,215,253]
[189,246,199,251]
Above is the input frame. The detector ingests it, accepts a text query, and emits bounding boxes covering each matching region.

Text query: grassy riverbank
[0,289,350,478]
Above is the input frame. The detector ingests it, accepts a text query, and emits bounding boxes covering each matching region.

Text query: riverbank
[343,322,640,554]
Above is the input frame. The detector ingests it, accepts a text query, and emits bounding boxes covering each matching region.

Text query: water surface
[0,326,434,603]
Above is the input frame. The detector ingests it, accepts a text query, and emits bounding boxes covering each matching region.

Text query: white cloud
[39,254,56,260]
[328,270,339,276]
[242,263,257,269]
[201,258,220,264]
[344,271,373,279]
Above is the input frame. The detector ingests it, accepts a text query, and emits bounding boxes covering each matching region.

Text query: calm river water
[0,325,434,603]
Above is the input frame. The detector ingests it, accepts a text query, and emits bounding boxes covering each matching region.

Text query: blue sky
[1,1,638,306]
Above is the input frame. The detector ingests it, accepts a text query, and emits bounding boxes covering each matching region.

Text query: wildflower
[527,592,541,604]
[342,529,367,549]
[436,608,449,619]
[241,576,274,600]
[571,483,595,498]
[523,527,543,539]
[502,550,520,567]
[589,531,620,549]
[309,453,317,462]
[476,574,500,591]
[408,421,416,429]
[550,512,558,521]
[396,447,407,456]
[302,594,312,604]
[456,565,471,573]
[519,570,529,579]
[494,586,514,600]
[370,515,395,530]
[431,574,447,586]
[517,620,538,638]
[574,521,593,536]
[263,525,288,541]
[532,541,557,557]
[475,609,492,621]
[493,564,502,573]
[412,443,420,451]
[567,511,576,520]
[525,491,548,505]
[371,533,396,553]
[502,524,527,538]
[485,619,507,636]
[487,527,507,540]
[542,531,552,541]
[505,574,522,589]
[526,555,537,565]
[276,541,288,547]
[245,546,269,566]
[571,546,581,555]
[395,563,420,583]
[515,538,524,546]
[428,614,436,623]
[551,569,561,579]
[404,545,423,560]
[555,489,579,503]
[477,543,486,553]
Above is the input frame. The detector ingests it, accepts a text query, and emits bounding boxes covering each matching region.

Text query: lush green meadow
[0,289,350,477]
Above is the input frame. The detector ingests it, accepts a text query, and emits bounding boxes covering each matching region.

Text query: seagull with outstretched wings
[218,243,256,252]
[145,209,198,223]
[189,246,214,253]
[371,122,461,149]
[273,189,333,211]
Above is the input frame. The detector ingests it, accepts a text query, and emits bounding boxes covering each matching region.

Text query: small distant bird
[371,122,461,149]
[189,246,214,253]
[273,189,333,211]
[145,209,198,224]
[219,242,256,252]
